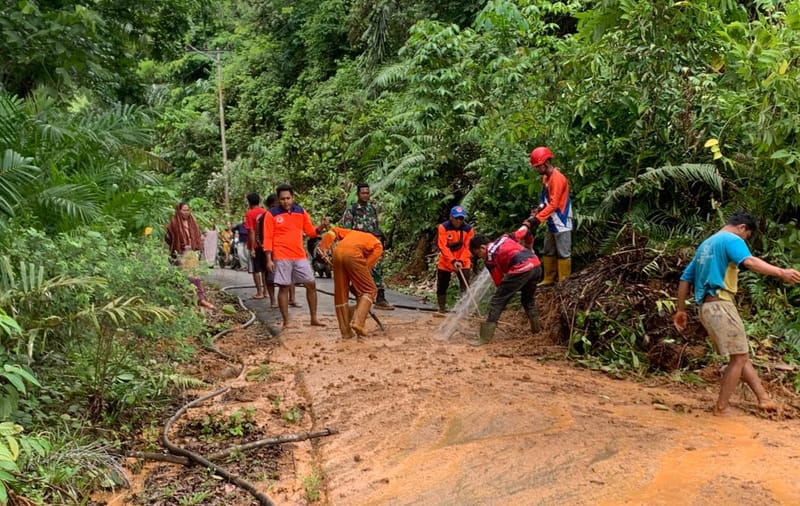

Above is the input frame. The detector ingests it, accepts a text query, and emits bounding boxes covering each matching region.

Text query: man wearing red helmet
[529,146,573,285]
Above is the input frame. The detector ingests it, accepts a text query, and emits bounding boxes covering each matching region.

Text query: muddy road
[119,269,800,506]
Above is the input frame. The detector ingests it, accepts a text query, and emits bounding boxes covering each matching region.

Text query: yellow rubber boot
[557,258,571,282]
[350,296,373,337]
[538,256,557,286]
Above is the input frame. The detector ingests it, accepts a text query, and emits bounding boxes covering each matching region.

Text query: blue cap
[450,206,466,218]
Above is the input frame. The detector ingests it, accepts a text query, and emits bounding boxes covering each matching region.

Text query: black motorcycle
[307,237,331,278]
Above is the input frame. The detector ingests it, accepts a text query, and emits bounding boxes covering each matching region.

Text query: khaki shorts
[699,301,749,356]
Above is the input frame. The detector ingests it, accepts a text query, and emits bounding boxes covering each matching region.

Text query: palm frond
[0,256,107,300]
[0,94,25,149]
[165,373,207,390]
[75,296,173,330]
[35,184,102,225]
[0,149,40,217]
[598,163,723,217]
[369,61,412,92]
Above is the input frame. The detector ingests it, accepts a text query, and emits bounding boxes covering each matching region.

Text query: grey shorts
[273,259,315,286]
[542,231,571,258]
[699,301,749,356]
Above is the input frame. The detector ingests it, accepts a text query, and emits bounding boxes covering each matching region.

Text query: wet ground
[111,267,800,505]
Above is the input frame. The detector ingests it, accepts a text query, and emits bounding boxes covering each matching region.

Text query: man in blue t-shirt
[673,211,800,416]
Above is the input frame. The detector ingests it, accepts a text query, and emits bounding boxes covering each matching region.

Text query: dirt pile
[536,245,707,371]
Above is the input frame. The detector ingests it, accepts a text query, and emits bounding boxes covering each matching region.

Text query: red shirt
[263,204,319,261]
[485,227,540,286]
[244,206,266,251]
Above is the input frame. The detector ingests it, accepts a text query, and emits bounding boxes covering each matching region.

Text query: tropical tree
[0,92,173,234]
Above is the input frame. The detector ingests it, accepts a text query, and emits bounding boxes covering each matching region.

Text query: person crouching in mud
[317,227,383,339]
[469,220,543,345]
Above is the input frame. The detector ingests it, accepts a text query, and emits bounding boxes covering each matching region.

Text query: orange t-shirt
[262,204,319,261]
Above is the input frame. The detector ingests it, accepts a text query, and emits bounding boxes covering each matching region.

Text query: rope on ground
[161,387,277,506]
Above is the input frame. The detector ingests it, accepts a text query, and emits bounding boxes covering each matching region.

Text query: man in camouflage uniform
[341,182,394,309]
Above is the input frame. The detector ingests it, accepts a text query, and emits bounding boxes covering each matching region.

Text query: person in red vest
[469,223,543,344]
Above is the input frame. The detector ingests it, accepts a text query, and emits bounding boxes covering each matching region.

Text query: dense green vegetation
[2,0,800,502]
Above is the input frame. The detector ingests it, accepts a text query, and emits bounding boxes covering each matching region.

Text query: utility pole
[186,45,231,214]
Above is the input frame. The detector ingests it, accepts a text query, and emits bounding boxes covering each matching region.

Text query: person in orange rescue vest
[435,205,475,314]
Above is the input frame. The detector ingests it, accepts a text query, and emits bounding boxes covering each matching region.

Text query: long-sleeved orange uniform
[319,227,383,306]
[534,168,572,233]
[436,221,474,272]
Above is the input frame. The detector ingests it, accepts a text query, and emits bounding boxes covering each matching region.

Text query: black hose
[162,388,276,506]
[310,286,439,312]
[221,284,281,336]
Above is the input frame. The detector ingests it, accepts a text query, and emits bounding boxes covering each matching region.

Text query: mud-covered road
[112,268,800,506]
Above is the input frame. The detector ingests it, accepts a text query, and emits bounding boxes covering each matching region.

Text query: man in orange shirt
[318,227,383,338]
[529,146,573,285]
[263,184,328,329]
[435,205,475,314]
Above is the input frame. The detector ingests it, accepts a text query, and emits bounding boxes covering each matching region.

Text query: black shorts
[249,247,267,273]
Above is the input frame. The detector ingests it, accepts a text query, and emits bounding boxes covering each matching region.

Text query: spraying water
[435,268,495,340]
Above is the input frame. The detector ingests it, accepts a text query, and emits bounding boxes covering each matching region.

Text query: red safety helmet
[530,146,553,167]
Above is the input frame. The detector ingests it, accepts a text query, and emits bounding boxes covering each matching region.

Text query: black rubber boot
[437,295,448,313]
[374,288,395,310]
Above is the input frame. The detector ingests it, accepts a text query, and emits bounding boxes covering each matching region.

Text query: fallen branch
[162,387,276,506]
[207,427,338,460]
[128,427,339,465]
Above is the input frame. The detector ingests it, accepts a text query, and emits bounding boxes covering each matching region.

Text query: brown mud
[104,283,800,506]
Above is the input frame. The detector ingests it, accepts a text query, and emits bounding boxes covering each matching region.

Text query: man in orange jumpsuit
[529,146,573,285]
[318,227,383,338]
[435,205,475,313]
